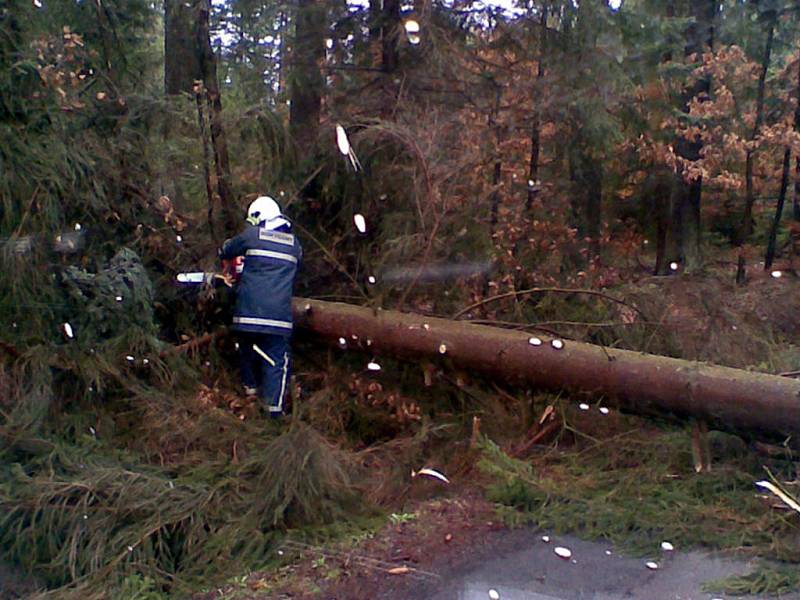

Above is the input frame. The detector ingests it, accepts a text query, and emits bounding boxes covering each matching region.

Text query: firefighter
[219,196,302,417]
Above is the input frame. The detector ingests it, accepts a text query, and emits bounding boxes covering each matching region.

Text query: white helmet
[247,195,289,230]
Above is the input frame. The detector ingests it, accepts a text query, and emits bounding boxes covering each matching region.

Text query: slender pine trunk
[764,54,799,269]
[526,6,548,213]
[765,148,792,270]
[198,0,237,236]
[741,15,775,243]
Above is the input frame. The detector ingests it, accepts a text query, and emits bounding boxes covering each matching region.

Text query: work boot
[267,406,284,420]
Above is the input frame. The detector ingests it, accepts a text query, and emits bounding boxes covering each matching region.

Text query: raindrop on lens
[353,213,367,234]
[439,344,447,354]
[488,590,500,600]
[74,223,82,231]
[661,541,674,551]
[115,295,123,302]
[554,546,572,559]
[528,337,543,346]
[404,19,420,44]
[336,124,351,156]
[62,323,74,339]
[541,535,550,543]
[599,407,610,415]
[771,270,782,279]
[176,235,183,243]
[367,361,381,371]
[646,561,658,570]
[551,339,564,350]
[126,355,135,362]
[368,275,376,285]
[669,262,678,271]
[338,337,347,348]
[579,403,590,411]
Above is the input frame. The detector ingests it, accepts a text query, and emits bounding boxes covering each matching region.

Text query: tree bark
[526,6,548,214]
[764,147,791,270]
[198,0,237,238]
[489,84,503,233]
[765,53,800,269]
[164,0,203,95]
[794,55,800,222]
[651,171,672,275]
[292,299,800,437]
[195,86,216,239]
[795,151,800,222]
[278,11,288,94]
[290,0,325,156]
[740,14,776,243]
[672,0,716,272]
[568,140,603,253]
[381,0,401,73]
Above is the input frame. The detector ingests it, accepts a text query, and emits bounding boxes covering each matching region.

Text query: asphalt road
[424,532,798,600]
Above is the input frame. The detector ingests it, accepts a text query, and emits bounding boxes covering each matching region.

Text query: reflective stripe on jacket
[219,224,302,336]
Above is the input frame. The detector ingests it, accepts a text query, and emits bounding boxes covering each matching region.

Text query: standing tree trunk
[795,148,800,221]
[764,148,792,270]
[764,56,800,269]
[740,13,776,243]
[526,6,548,213]
[381,0,401,73]
[653,172,672,275]
[198,0,237,238]
[195,85,216,239]
[489,84,503,233]
[569,140,603,256]
[163,0,205,219]
[278,11,289,94]
[164,0,203,95]
[794,55,800,222]
[289,0,326,157]
[672,0,716,272]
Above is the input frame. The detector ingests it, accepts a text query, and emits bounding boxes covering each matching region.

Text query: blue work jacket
[219,224,302,336]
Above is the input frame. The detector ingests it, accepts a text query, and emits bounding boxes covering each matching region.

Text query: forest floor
[3,262,799,600]
[194,470,800,600]
[191,263,800,600]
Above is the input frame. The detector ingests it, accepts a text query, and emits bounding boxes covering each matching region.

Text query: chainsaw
[176,256,243,287]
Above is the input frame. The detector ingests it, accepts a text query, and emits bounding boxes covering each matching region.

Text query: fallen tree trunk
[292,298,800,436]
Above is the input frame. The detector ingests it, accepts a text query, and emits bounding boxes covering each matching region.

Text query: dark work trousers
[237,332,291,415]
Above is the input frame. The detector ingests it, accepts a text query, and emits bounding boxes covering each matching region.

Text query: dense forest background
[1,0,800,597]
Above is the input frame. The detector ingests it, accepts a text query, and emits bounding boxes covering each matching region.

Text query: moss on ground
[704,562,800,597]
